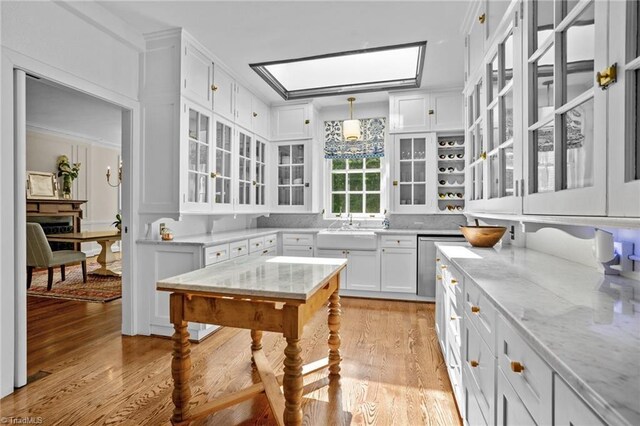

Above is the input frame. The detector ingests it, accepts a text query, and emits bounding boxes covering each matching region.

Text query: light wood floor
[1,296,461,425]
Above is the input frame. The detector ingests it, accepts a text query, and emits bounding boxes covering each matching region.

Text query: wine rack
[437,134,465,213]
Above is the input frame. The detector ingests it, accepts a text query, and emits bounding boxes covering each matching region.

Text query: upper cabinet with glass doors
[184,104,212,213]
[608,0,640,217]
[523,0,606,215]
[274,141,309,211]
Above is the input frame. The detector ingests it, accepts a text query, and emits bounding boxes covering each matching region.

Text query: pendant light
[343,97,361,141]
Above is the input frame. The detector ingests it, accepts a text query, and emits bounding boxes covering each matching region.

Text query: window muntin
[330,158,381,215]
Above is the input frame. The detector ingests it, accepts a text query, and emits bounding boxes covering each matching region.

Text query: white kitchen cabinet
[254,137,268,208]
[236,129,253,209]
[212,65,236,122]
[496,369,537,426]
[380,247,416,293]
[463,366,488,426]
[344,250,380,291]
[607,0,640,217]
[182,39,213,109]
[235,82,253,131]
[392,133,438,213]
[435,254,447,352]
[282,245,314,257]
[522,0,607,215]
[463,317,496,425]
[271,103,313,140]
[467,2,487,80]
[182,102,213,213]
[389,91,464,133]
[211,115,234,212]
[465,5,523,215]
[316,249,379,291]
[554,375,605,425]
[252,96,270,140]
[431,91,464,131]
[390,92,431,133]
[273,141,310,211]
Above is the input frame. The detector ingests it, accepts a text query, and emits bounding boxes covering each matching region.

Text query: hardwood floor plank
[1,296,461,425]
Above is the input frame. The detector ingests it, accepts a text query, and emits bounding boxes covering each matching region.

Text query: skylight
[250,41,427,100]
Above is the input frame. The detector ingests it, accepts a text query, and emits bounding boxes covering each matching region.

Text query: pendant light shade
[343,97,361,141]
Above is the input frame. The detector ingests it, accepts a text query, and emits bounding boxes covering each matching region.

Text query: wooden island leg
[328,288,342,377]
[250,329,263,368]
[170,293,192,424]
[283,337,303,425]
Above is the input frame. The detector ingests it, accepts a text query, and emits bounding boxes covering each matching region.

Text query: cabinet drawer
[496,368,537,426]
[282,233,314,246]
[463,319,496,425]
[464,279,496,353]
[229,240,248,258]
[204,244,230,265]
[380,235,416,248]
[463,366,488,426]
[497,316,553,426]
[264,234,278,248]
[443,263,464,307]
[249,236,265,253]
[446,336,463,406]
[554,374,605,425]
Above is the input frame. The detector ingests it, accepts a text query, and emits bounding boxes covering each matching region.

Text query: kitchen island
[157,255,347,425]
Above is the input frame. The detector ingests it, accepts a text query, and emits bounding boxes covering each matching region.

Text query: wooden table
[157,255,347,425]
[47,230,121,276]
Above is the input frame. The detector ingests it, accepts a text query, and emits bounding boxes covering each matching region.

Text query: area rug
[27,257,121,303]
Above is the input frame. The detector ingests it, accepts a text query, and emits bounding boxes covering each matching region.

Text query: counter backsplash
[255,213,465,230]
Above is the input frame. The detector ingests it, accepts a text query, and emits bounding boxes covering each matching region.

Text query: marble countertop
[137,227,462,247]
[157,255,347,302]
[436,242,640,426]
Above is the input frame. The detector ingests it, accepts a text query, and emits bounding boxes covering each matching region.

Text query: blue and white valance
[324,117,385,160]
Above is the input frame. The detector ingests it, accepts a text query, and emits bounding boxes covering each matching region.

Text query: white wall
[0,0,142,398]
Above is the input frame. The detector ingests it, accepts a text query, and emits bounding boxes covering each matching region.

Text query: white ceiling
[26,77,123,146]
[97,1,469,107]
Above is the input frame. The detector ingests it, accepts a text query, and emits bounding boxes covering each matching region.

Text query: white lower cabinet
[496,369,536,426]
[463,317,495,425]
[282,245,314,257]
[316,249,379,291]
[380,247,417,293]
[554,375,605,426]
[436,249,605,426]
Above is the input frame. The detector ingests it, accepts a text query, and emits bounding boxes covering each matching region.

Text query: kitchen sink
[316,229,378,250]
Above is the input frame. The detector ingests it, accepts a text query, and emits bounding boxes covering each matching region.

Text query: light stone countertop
[436,242,640,426]
[137,227,462,247]
[157,255,347,302]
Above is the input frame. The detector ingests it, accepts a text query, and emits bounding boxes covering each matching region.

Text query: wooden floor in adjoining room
[1,296,461,425]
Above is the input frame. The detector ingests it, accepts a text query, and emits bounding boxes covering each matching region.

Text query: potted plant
[56,155,81,199]
[112,213,122,233]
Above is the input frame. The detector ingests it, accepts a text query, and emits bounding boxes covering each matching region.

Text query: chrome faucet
[348,213,353,226]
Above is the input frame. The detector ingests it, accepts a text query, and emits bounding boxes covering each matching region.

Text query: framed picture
[26,171,58,199]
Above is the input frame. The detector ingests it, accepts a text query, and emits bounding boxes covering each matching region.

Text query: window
[330,158,382,216]
[250,42,426,100]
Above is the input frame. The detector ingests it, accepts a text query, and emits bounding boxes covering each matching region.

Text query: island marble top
[157,256,347,302]
[436,242,640,426]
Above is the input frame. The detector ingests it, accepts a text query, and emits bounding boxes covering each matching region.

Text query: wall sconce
[106,161,122,187]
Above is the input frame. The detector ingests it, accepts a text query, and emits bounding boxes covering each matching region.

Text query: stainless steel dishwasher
[417,235,466,298]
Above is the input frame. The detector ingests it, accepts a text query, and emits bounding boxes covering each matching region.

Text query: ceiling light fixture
[343,97,361,141]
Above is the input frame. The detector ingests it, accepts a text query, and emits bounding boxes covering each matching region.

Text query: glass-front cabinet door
[212,116,234,211]
[393,133,437,213]
[254,137,267,208]
[184,103,211,212]
[237,130,252,207]
[483,6,523,213]
[275,141,308,211]
[466,78,486,210]
[608,0,640,216]
[523,0,607,215]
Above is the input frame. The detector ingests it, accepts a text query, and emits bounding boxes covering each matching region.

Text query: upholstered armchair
[26,223,87,290]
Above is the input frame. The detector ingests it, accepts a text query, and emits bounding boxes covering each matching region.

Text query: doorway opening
[14,70,134,385]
